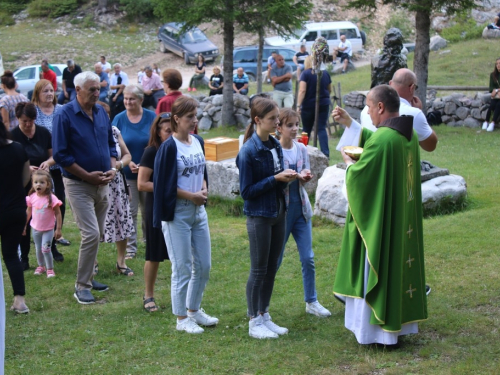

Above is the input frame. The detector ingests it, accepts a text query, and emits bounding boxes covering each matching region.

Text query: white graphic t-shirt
[173,135,206,193]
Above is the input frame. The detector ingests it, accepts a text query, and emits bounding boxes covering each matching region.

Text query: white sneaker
[188,308,219,326]
[176,317,204,334]
[262,312,288,335]
[487,122,495,132]
[482,121,488,130]
[249,315,278,339]
[306,301,332,317]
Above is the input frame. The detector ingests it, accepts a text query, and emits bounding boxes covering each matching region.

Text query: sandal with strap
[116,263,134,276]
[143,297,158,312]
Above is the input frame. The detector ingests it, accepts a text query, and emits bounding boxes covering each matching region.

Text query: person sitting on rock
[208,66,224,96]
[233,68,249,95]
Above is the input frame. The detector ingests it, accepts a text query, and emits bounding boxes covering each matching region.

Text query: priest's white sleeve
[336,120,362,151]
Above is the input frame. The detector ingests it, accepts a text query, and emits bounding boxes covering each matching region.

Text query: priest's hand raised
[332,106,353,128]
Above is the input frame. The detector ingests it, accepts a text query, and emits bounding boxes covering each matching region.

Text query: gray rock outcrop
[191,93,251,129]
[314,164,467,225]
[429,35,447,51]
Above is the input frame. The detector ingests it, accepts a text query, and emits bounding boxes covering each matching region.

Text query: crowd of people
[1,47,499,353]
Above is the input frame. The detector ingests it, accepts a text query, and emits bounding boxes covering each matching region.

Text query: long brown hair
[243,97,278,143]
[28,169,53,207]
[32,79,57,106]
[148,113,172,149]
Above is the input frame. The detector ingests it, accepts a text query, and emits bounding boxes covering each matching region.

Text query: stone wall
[343,90,493,128]
[427,92,491,128]
[193,93,251,130]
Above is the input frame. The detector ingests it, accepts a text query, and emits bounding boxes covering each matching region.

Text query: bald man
[338,68,438,153]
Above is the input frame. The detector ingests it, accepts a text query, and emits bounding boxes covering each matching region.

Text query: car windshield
[292,27,306,39]
[181,29,208,44]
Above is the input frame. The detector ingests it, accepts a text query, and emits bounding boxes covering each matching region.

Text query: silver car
[12,64,66,95]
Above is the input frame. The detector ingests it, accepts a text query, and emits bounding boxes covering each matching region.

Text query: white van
[265,21,364,55]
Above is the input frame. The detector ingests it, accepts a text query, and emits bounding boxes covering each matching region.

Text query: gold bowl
[343,146,363,160]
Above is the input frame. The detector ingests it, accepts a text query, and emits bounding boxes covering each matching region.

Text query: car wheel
[159,42,168,53]
[246,73,256,82]
[184,53,190,64]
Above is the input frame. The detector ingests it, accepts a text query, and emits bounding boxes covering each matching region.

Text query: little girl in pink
[23,170,62,278]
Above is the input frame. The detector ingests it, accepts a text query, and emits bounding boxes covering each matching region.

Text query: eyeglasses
[412,83,419,90]
[160,112,171,119]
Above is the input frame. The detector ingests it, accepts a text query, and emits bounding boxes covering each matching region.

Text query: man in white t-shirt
[337,68,438,153]
[333,35,352,74]
[100,56,112,74]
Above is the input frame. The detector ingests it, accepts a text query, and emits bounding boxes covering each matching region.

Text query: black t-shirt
[10,125,52,167]
[140,145,157,182]
[210,74,224,88]
[62,65,82,89]
[0,142,28,213]
[295,51,309,63]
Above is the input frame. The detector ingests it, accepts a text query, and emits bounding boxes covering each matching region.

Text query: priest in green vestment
[332,85,427,345]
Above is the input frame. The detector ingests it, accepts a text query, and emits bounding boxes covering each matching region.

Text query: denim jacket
[236,132,287,217]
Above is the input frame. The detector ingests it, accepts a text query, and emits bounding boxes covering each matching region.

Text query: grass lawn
[4,125,500,374]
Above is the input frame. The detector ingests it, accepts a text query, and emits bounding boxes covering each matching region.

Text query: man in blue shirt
[233,67,249,95]
[94,62,110,103]
[53,71,118,305]
[271,55,294,108]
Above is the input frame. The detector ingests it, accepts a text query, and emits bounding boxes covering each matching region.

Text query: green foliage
[120,0,156,21]
[27,0,78,18]
[440,14,486,43]
[0,11,15,25]
[387,10,414,42]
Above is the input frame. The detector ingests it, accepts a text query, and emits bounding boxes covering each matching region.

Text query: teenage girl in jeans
[276,108,331,317]
[153,96,218,334]
[236,97,298,339]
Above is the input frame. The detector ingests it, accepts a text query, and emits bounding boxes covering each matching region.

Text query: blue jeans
[57,88,76,104]
[277,197,317,303]
[301,104,330,158]
[162,199,211,316]
[234,89,248,95]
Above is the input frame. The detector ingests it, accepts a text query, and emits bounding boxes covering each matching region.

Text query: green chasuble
[333,116,428,332]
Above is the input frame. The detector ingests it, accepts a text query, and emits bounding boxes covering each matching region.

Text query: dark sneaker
[52,247,64,262]
[91,280,109,292]
[74,289,95,304]
[426,285,431,296]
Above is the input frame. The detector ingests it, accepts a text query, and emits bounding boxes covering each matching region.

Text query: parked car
[222,46,298,82]
[265,21,364,55]
[12,64,66,96]
[158,22,219,64]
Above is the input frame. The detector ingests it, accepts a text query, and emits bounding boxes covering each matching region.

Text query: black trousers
[0,209,26,296]
[486,98,500,123]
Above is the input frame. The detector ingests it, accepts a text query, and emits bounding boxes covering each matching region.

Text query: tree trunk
[256,29,264,94]
[222,10,235,126]
[413,8,431,112]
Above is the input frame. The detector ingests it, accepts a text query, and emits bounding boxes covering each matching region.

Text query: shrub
[0,11,15,26]
[27,0,78,18]
[387,10,414,42]
[119,0,155,21]
[440,13,486,43]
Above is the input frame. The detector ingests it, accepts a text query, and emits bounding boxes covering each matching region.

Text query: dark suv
[157,23,219,64]
[225,46,297,81]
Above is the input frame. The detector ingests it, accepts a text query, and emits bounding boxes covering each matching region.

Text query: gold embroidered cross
[406,255,414,268]
[407,225,413,239]
[406,284,417,298]
[407,153,414,202]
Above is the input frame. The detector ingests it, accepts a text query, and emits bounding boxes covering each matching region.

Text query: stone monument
[371,28,407,88]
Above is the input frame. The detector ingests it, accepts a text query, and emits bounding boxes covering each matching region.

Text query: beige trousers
[64,178,109,291]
